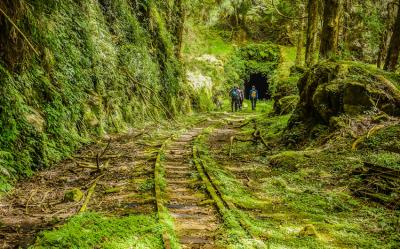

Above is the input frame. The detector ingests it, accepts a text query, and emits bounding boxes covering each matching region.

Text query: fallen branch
[96,139,111,171]
[76,161,109,170]
[79,175,103,213]
[25,189,37,215]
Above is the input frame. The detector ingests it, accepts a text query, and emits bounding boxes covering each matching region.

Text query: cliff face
[0,0,188,191]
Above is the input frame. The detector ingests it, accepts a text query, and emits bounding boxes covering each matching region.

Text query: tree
[377,3,392,68]
[295,4,306,66]
[319,0,343,59]
[173,0,185,59]
[384,0,400,71]
[305,0,319,66]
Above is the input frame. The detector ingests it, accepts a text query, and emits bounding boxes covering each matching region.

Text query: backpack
[251,90,257,98]
[231,89,239,98]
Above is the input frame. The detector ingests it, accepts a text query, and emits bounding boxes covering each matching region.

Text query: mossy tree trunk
[173,0,185,59]
[305,0,319,66]
[377,2,396,68]
[341,0,351,53]
[295,4,306,67]
[384,0,400,71]
[319,0,342,59]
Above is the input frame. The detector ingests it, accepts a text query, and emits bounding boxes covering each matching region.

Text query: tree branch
[0,6,40,57]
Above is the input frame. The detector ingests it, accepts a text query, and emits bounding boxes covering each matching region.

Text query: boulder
[290,61,400,126]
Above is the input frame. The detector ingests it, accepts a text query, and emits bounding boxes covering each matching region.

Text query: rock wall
[0,0,188,191]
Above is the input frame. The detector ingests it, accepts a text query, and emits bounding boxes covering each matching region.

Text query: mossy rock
[64,188,83,202]
[269,151,306,171]
[289,61,400,131]
[274,95,299,115]
[298,224,319,238]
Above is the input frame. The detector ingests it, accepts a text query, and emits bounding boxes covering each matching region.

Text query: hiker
[249,85,258,111]
[230,86,240,112]
[237,87,244,110]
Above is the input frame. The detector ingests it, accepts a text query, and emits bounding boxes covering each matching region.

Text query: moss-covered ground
[194,101,400,249]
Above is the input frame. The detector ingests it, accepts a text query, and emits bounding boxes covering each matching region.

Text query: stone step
[166,168,192,175]
[168,195,206,204]
[175,222,219,232]
[167,179,197,185]
[167,205,217,215]
[165,170,194,179]
[172,213,218,223]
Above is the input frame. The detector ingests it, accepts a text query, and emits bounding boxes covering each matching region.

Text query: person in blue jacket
[249,85,258,111]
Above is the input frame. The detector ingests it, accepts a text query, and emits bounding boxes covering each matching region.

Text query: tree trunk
[319,0,342,59]
[295,8,305,66]
[173,0,185,59]
[341,0,351,53]
[377,29,389,68]
[305,0,319,66]
[377,2,396,68]
[384,0,400,71]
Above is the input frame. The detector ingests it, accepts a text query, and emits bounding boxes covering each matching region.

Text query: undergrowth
[31,212,163,249]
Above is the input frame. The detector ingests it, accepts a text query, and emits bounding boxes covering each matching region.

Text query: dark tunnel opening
[244,73,270,100]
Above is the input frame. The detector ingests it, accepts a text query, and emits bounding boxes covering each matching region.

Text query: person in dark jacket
[237,87,244,110]
[230,86,240,112]
[249,85,258,111]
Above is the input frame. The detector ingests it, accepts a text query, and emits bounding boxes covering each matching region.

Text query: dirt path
[0,130,164,248]
[163,128,221,248]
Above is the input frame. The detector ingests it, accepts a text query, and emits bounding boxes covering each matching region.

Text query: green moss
[64,188,83,202]
[225,42,280,89]
[31,212,163,249]
[0,0,190,191]
[362,124,400,155]
[298,224,319,238]
[269,151,307,171]
[274,95,299,115]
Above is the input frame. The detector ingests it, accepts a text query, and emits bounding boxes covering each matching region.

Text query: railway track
[153,114,265,249]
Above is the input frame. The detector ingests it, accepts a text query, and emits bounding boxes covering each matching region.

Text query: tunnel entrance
[244,73,270,100]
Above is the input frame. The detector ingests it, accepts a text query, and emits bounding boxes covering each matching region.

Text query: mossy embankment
[0,0,191,191]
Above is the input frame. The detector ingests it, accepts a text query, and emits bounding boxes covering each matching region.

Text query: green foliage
[0,0,188,191]
[31,212,163,249]
[225,42,280,89]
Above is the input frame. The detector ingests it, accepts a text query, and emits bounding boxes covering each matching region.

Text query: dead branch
[96,139,111,172]
[79,174,104,213]
[25,189,37,215]
[0,6,40,56]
